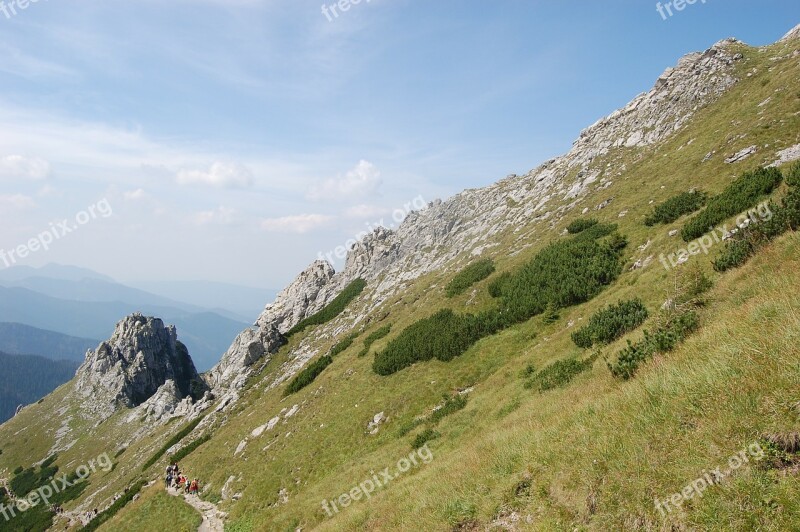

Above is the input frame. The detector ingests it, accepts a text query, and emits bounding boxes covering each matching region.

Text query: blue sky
[0,0,795,289]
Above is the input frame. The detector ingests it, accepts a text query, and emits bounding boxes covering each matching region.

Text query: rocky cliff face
[205,37,754,396]
[75,313,207,421]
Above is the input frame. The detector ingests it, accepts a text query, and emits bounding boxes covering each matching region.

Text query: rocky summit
[76,313,207,421]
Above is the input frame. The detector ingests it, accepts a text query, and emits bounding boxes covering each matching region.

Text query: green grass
[357,324,392,357]
[170,434,212,464]
[83,478,147,532]
[141,416,205,471]
[96,484,201,532]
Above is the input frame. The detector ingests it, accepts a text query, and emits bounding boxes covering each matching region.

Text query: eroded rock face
[256,260,335,334]
[205,326,284,391]
[75,313,207,419]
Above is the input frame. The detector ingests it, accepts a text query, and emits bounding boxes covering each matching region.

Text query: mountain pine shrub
[571,299,649,348]
[681,167,783,241]
[608,310,699,380]
[374,224,627,375]
[286,278,367,337]
[644,190,707,226]
[445,258,496,297]
[566,217,599,234]
[285,355,333,395]
[524,355,596,392]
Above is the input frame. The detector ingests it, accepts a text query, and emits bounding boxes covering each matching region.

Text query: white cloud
[0,155,51,180]
[307,160,381,201]
[191,206,237,225]
[344,204,389,219]
[123,188,147,201]
[0,193,35,210]
[176,162,254,188]
[260,213,334,234]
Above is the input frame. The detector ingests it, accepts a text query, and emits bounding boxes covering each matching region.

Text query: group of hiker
[165,463,200,495]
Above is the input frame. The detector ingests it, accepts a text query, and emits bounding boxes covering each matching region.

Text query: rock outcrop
[205,325,284,391]
[75,313,207,420]
[256,260,335,334]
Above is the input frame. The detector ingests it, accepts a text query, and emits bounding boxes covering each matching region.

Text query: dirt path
[167,486,226,532]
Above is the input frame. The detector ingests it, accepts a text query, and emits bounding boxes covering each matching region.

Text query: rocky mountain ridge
[205,34,758,397]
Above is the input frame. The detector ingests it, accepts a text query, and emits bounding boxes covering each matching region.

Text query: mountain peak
[780,23,800,42]
[75,313,207,420]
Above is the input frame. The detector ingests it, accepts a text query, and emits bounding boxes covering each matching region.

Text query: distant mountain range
[0,351,78,423]
[0,264,276,371]
[0,323,98,362]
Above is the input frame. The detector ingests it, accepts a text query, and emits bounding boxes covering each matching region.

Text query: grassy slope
[97,484,202,532]
[0,36,798,532]
[140,37,798,531]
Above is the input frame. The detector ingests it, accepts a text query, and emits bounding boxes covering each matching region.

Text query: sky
[0,0,796,289]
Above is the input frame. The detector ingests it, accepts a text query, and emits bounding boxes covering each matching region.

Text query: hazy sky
[0,0,795,289]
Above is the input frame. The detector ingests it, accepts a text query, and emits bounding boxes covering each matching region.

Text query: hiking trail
[167,486,226,532]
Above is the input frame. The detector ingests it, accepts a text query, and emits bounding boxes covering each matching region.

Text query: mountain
[0,286,247,371]
[1,25,799,532]
[0,263,114,283]
[0,322,98,362]
[0,351,78,423]
[130,280,279,322]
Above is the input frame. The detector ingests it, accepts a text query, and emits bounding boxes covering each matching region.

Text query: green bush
[285,355,333,395]
[681,167,783,241]
[445,258,496,297]
[329,333,358,357]
[373,310,485,376]
[525,356,595,392]
[566,218,599,234]
[713,237,757,272]
[169,434,211,463]
[489,223,626,319]
[608,310,699,380]
[712,179,800,272]
[428,394,468,425]
[358,324,392,357]
[786,161,800,187]
[644,190,707,226]
[10,458,58,496]
[141,416,206,471]
[5,462,89,531]
[374,225,626,376]
[412,428,440,449]
[82,479,147,532]
[286,279,367,337]
[571,299,649,348]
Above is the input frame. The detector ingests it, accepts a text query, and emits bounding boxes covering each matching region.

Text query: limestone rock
[75,313,207,420]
